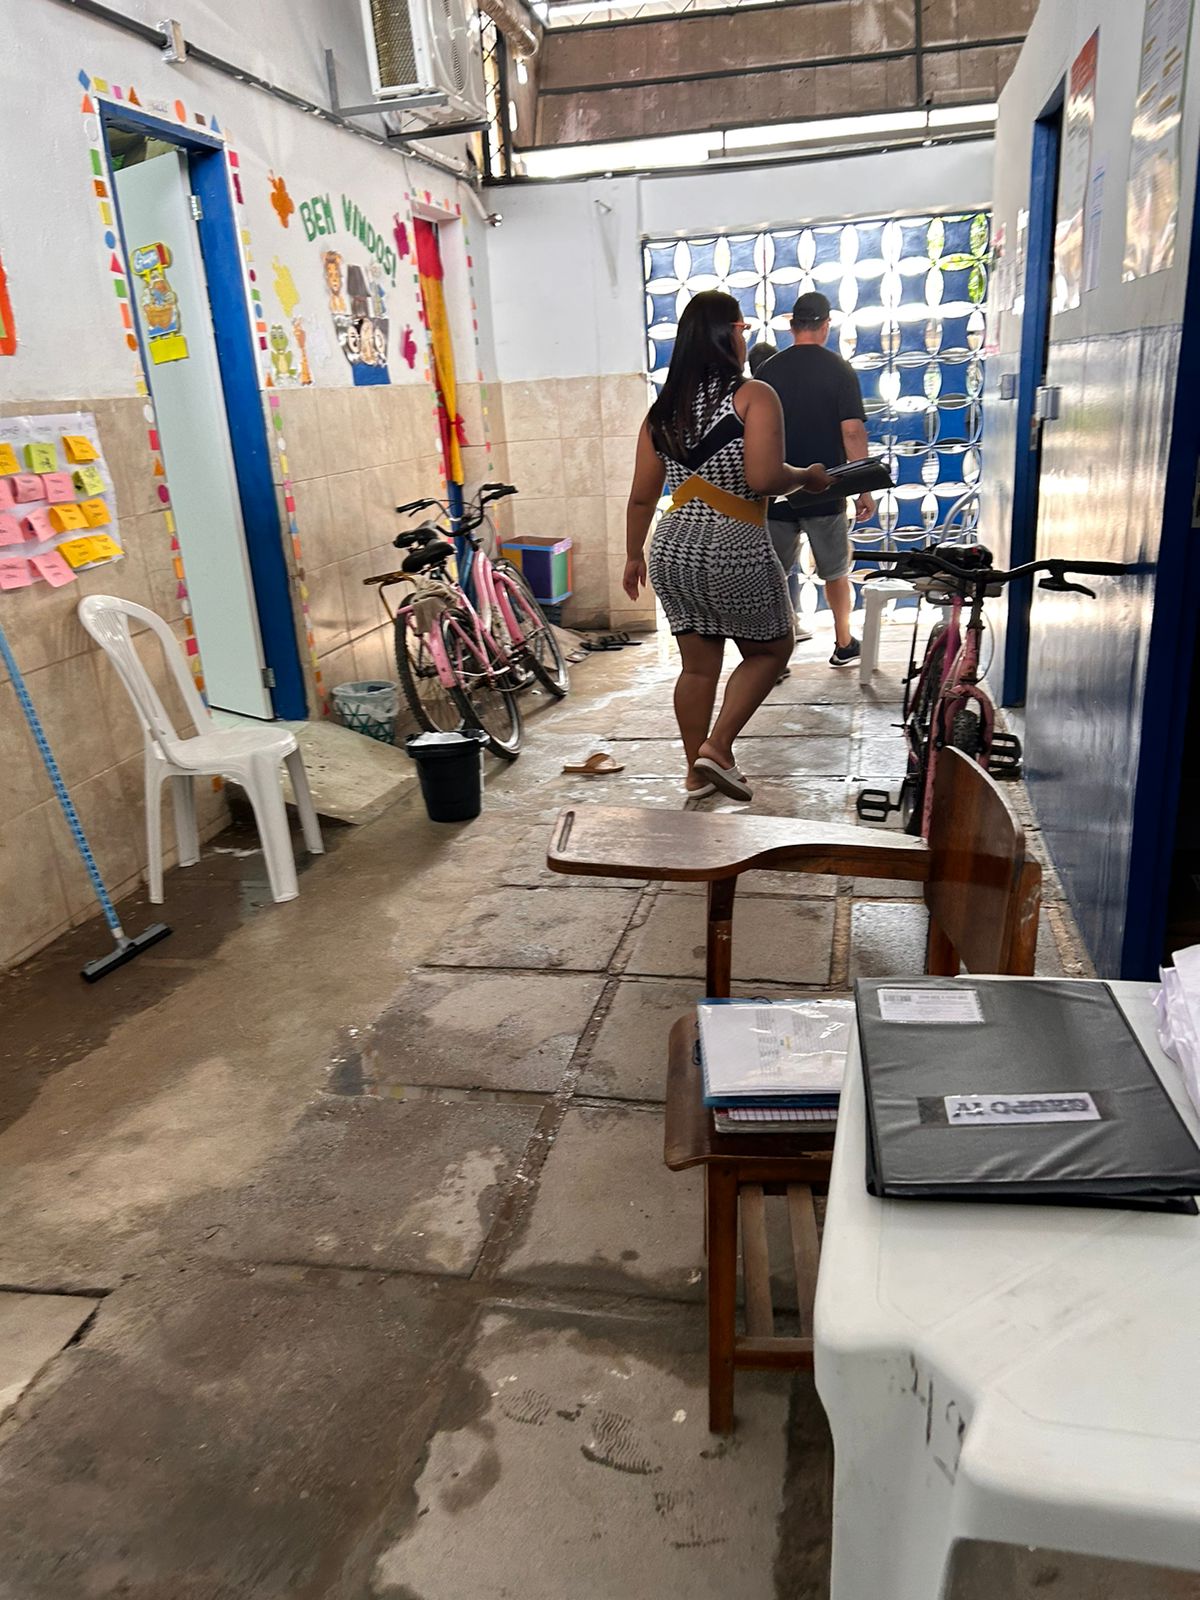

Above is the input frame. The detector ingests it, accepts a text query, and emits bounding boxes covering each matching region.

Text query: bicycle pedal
[988,732,1022,777]
[856,786,898,822]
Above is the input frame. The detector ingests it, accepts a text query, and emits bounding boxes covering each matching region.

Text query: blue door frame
[1121,158,1200,977]
[1002,83,1063,707]
[99,105,307,720]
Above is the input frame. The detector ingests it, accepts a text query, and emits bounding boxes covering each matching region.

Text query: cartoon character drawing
[346,263,371,320]
[143,267,180,335]
[323,251,347,313]
[292,317,312,385]
[371,320,388,367]
[269,324,296,382]
[344,319,363,362]
[368,261,388,319]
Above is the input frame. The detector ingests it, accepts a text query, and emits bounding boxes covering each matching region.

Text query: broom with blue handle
[0,616,170,980]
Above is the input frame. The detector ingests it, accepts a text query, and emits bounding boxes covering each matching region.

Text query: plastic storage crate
[500,535,572,605]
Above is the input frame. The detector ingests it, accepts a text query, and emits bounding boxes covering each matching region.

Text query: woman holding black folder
[622,291,831,802]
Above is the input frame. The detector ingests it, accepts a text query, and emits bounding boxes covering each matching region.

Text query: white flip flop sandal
[692,756,753,802]
[685,781,717,800]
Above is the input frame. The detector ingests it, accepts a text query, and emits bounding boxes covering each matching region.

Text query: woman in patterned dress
[623,291,832,801]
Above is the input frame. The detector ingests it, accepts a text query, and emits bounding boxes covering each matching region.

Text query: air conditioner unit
[360,0,487,123]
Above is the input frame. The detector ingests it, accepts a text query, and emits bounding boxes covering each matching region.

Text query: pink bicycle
[856,543,1130,836]
[364,482,568,759]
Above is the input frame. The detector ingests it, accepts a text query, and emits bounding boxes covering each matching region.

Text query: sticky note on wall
[21,507,54,541]
[57,537,100,569]
[85,533,122,561]
[73,465,105,495]
[0,443,19,475]
[12,474,42,503]
[0,479,14,510]
[0,513,23,546]
[48,503,89,533]
[78,498,111,528]
[31,551,75,587]
[24,442,59,473]
[62,435,99,463]
[41,472,75,504]
[0,557,32,590]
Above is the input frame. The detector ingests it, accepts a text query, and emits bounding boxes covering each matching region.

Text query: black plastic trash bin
[405,729,487,823]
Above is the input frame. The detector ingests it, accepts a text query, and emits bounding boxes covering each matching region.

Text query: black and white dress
[649,381,792,641]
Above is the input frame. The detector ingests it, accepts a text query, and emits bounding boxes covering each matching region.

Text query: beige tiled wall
[0,377,495,970]
[274,380,503,710]
[496,373,657,632]
[0,397,230,969]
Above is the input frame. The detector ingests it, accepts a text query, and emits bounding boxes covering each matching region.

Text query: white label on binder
[944,1092,1101,1126]
[877,987,984,1024]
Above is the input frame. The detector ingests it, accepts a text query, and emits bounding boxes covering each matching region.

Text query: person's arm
[741,381,833,497]
[840,366,873,521]
[622,421,663,601]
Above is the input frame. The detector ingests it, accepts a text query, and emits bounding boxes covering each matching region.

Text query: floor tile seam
[467,964,634,1285]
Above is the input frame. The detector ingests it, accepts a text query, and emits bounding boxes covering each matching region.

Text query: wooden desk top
[549,805,929,884]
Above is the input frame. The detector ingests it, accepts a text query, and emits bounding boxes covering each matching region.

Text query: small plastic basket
[331,680,399,743]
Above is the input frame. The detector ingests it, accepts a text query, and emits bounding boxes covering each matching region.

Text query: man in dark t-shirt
[760,292,873,668]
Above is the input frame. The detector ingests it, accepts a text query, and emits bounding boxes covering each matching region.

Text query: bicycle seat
[401,539,455,574]
[395,520,445,550]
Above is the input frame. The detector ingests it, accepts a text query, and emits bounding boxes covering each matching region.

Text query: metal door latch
[1034,385,1061,422]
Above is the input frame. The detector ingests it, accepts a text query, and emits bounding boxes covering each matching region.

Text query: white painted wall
[990,0,1200,346]
[488,139,995,381]
[3,0,479,401]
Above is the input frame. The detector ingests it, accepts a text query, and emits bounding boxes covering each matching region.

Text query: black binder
[856,978,1200,1212]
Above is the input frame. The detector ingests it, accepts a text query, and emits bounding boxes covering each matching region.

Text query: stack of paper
[697,999,852,1136]
[1156,945,1200,1117]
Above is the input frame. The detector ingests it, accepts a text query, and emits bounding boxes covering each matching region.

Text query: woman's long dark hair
[647,290,743,460]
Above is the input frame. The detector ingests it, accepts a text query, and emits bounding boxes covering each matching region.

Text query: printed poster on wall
[1124,0,1193,280]
[1053,30,1099,312]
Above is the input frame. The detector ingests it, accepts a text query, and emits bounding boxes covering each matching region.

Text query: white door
[115,149,272,718]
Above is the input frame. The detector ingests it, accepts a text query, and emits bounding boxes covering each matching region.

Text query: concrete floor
[0,611,1155,1600]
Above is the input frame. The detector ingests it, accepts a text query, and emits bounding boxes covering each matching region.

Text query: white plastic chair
[78,596,323,904]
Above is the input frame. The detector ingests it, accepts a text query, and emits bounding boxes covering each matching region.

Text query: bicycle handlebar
[853,544,1133,594]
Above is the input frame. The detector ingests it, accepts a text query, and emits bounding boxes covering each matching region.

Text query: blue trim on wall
[1121,183,1200,977]
[1002,90,1062,707]
[99,105,307,721]
[189,148,307,718]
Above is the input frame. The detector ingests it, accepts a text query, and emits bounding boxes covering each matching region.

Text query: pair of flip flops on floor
[581,632,643,652]
[562,749,751,802]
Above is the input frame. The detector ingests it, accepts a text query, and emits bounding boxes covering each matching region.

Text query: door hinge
[262,667,276,689]
[188,193,204,221]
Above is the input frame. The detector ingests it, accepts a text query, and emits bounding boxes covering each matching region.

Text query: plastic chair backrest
[77,594,213,751]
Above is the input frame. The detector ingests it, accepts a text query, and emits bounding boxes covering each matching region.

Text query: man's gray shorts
[768,510,852,583]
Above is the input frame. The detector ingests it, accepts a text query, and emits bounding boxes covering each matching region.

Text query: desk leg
[706,878,736,1000]
[707,1164,738,1433]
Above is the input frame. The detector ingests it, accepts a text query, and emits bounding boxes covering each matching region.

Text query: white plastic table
[814,981,1200,1599]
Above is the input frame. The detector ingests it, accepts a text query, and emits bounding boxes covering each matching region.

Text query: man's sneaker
[829,637,861,669]
[794,623,813,643]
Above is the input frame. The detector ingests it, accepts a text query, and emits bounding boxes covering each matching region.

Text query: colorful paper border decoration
[78,69,208,698]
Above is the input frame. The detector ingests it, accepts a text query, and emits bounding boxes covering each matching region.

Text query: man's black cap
[790,291,831,326]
